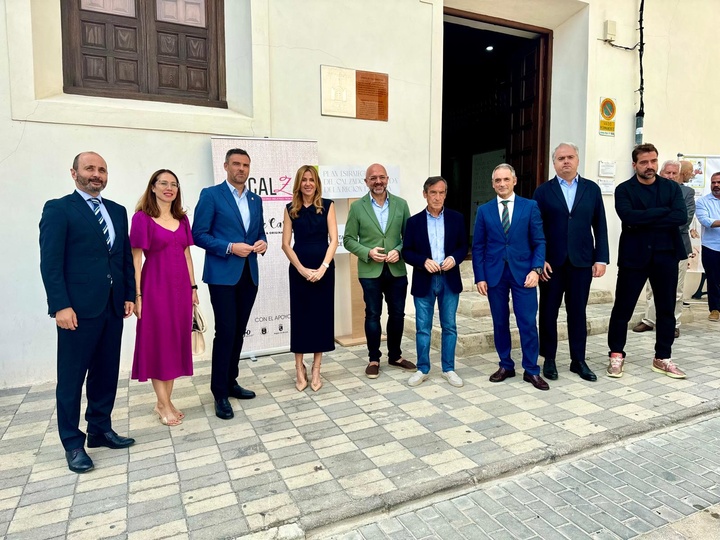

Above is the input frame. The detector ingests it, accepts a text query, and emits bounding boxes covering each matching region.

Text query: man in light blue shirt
[403,177,468,388]
[696,171,720,321]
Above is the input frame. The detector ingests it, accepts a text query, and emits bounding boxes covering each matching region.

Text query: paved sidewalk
[0,304,718,539]
[322,414,720,540]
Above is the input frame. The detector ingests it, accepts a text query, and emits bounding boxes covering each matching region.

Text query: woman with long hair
[281,165,338,391]
[131,169,199,425]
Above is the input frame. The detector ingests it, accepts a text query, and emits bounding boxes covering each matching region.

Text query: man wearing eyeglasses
[344,163,416,379]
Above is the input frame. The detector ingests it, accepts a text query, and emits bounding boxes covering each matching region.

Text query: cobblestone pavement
[0,304,718,539]
[322,415,720,540]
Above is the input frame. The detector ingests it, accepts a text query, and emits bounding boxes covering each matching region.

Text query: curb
[293,397,720,536]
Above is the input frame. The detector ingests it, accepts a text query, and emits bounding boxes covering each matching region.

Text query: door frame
[443,7,553,187]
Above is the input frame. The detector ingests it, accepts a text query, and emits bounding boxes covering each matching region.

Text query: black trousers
[208,264,258,400]
[539,261,593,363]
[703,246,720,312]
[608,251,678,359]
[56,297,123,451]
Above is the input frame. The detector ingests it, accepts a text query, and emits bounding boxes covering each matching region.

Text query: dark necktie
[501,200,510,234]
[89,198,112,250]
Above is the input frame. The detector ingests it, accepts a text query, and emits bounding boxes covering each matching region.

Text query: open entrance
[441,12,552,234]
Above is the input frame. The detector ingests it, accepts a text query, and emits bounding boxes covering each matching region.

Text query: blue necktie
[89,198,112,250]
[501,200,510,234]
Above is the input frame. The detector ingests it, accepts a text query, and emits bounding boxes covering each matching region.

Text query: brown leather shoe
[388,358,416,371]
[674,328,680,338]
[632,322,654,333]
[489,367,516,382]
[523,372,550,391]
[365,363,380,379]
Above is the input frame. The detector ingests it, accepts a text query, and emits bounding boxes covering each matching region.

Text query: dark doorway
[441,13,552,235]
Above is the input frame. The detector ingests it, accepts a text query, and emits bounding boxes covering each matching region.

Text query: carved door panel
[505,38,548,198]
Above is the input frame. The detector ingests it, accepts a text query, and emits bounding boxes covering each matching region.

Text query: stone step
[456,288,613,318]
[404,302,695,358]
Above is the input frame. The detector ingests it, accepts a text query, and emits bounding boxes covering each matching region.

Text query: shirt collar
[425,207,444,218]
[76,189,101,202]
[226,179,248,199]
[370,192,390,207]
[556,175,578,186]
[496,193,516,204]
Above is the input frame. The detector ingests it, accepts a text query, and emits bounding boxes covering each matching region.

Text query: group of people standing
[39,143,720,474]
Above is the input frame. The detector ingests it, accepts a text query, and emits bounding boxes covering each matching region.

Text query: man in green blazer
[344,163,416,378]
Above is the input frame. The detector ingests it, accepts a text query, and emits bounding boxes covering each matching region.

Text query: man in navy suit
[533,143,609,382]
[607,143,688,379]
[472,164,549,390]
[403,177,468,387]
[193,148,268,419]
[40,151,136,474]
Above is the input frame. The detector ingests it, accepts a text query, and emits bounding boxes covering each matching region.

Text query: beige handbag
[192,304,207,356]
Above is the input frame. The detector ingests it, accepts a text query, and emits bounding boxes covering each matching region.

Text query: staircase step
[456,288,613,317]
[404,302,694,358]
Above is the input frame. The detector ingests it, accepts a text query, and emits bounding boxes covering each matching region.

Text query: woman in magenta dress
[131,169,199,426]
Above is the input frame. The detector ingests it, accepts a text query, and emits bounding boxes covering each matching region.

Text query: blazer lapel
[571,177,588,213]
[70,192,109,247]
[549,177,570,214]
[507,197,526,237]
[362,194,383,233]
[220,183,247,234]
[491,199,506,237]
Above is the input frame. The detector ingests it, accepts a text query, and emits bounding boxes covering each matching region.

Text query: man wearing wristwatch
[192,148,268,419]
[472,163,549,390]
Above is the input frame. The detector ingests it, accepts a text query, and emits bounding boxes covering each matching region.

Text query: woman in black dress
[281,165,338,391]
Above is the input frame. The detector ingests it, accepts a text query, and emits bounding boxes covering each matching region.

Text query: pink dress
[130,211,194,381]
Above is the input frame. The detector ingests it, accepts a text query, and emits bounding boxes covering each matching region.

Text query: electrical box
[604,20,617,41]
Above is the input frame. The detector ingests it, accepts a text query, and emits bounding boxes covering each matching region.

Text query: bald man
[40,152,136,474]
[344,163,416,379]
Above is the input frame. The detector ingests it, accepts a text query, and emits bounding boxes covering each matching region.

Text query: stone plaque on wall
[321,65,388,122]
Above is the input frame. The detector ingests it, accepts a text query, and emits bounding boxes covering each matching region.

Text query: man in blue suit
[533,143,609,382]
[403,176,468,387]
[472,163,549,390]
[40,151,136,474]
[193,148,268,419]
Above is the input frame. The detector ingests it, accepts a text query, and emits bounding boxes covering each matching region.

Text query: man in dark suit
[40,151,136,474]
[607,143,688,379]
[192,148,267,420]
[472,164,549,390]
[533,143,609,382]
[633,160,695,338]
[403,176,468,387]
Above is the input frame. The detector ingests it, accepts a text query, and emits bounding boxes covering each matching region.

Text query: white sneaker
[442,370,464,387]
[408,370,429,387]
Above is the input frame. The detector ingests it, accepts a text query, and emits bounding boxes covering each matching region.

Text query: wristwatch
[532,267,543,275]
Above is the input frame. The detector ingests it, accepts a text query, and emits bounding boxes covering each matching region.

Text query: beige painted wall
[1,0,718,386]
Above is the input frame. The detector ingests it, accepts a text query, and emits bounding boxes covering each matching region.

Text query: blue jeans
[359,264,407,362]
[414,274,459,374]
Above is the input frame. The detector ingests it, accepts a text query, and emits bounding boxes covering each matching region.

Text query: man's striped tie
[501,200,510,234]
[89,198,112,250]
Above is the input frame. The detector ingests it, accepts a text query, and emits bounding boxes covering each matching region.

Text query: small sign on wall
[321,65,388,121]
[599,97,616,137]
